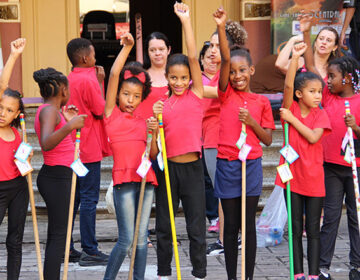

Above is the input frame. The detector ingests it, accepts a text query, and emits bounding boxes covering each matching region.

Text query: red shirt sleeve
[321,85,332,108]
[218,82,232,103]
[314,108,332,137]
[260,96,276,129]
[104,106,121,127]
[84,79,105,116]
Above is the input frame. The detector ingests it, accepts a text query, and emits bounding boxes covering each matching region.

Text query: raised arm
[340,6,356,49]
[0,38,26,98]
[214,7,230,92]
[283,42,308,109]
[174,2,203,98]
[275,34,303,74]
[300,13,321,77]
[105,33,134,118]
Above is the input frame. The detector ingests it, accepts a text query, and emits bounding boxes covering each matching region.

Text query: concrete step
[22,106,283,216]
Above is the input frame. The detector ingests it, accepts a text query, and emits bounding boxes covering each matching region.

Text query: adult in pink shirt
[134,32,171,120]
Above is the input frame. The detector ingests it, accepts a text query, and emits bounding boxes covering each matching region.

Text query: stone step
[22,106,282,216]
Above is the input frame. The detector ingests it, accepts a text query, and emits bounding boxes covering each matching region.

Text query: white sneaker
[195,278,204,280]
[158,277,169,280]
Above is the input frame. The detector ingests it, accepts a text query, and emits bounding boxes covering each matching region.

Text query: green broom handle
[285,122,294,279]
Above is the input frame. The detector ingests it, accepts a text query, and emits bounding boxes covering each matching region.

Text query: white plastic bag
[105,180,115,214]
[256,185,287,247]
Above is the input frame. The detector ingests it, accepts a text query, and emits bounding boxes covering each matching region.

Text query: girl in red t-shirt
[214,8,275,280]
[319,56,360,280]
[300,13,360,279]
[275,42,331,280]
[33,67,86,278]
[102,33,158,280]
[0,38,28,280]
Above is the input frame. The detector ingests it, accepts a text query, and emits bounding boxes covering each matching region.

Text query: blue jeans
[71,161,101,255]
[104,182,154,280]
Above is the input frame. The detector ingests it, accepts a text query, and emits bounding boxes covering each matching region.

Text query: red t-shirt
[67,67,105,163]
[34,104,75,167]
[217,84,275,161]
[275,102,331,197]
[322,86,360,166]
[163,89,203,158]
[134,86,168,120]
[0,127,21,181]
[104,106,157,186]
[202,72,221,149]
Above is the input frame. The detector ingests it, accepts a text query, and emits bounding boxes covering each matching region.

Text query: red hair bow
[124,70,146,83]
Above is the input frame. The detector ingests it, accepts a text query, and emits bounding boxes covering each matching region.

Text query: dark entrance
[130,0,183,56]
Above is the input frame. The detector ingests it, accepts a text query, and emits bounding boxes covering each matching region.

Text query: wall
[20,0,79,97]
[0,0,22,92]
[183,0,270,65]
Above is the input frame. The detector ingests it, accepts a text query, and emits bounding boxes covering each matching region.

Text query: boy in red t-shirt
[65,38,109,265]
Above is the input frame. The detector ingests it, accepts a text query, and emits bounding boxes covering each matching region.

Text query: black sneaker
[61,248,82,263]
[206,240,224,256]
[319,270,331,280]
[350,268,360,280]
[79,251,109,266]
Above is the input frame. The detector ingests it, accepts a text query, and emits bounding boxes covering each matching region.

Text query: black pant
[37,165,72,280]
[284,190,323,275]
[221,196,259,280]
[0,176,29,280]
[320,162,360,269]
[156,159,207,278]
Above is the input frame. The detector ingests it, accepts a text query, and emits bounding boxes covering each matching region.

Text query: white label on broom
[157,134,162,152]
[238,144,252,162]
[14,159,33,176]
[344,144,352,164]
[277,163,293,183]
[279,145,299,164]
[15,142,33,163]
[342,132,350,151]
[71,159,89,177]
[157,152,164,171]
[236,131,247,150]
[136,158,152,178]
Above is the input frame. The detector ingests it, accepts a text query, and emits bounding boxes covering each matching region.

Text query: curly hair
[329,56,360,92]
[225,20,248,47]
[118,64,152,101]
[33,68,68,99]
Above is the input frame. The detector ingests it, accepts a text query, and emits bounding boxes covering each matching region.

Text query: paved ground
[0,211,353,279]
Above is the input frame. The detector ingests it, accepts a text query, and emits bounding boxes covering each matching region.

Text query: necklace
[170,95,179,110]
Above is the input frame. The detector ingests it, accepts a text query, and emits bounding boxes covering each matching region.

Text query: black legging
[37,165,72,280]
[0,176,29,280]
[284,190,323,275]
[221,196,259,280]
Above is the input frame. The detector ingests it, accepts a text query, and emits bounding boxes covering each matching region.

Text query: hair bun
[33,67,58,84]
[225,20,248,47]
[230,44,250,53]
